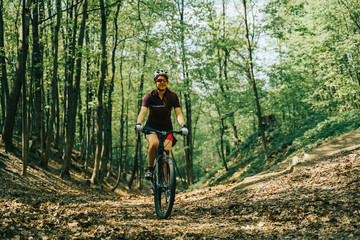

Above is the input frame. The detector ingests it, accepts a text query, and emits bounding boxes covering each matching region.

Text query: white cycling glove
[135,123,143,132]
[181,125,189,136]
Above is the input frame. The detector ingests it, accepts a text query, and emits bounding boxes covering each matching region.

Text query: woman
[135,69,188,179]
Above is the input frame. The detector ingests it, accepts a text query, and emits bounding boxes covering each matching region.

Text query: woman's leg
[164,139,173,155]
[162,139,173,181]
[146,133,159,168]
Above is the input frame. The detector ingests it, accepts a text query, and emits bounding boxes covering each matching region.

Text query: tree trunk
[103,88,112,178]
[91,0,107,184]
[128,0,148,189]
[219,116,229,171]
[110,3,124,191]
[2,0,31,152]
[78,90,84,162]
[60,0,88,178]
[184,88,194,184]
[21,0,31,176]
[0,0,8,128]
[84,28,92,170]
[52,0,60,150]
[31,0,45,162]
[124,97,129,177]
[220,0,240,148]
[118,39,126,183]
[242,0,268,158]
[44,0,61,169]
[128,134,140,189]
[59,0,77,156]
[179,0,194,185]
[216,47,229,171]
[224,48,239,147]
[214,101,229,171]
[128,50,147,188]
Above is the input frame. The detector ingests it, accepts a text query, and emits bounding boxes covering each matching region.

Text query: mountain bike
[141,127,182,219]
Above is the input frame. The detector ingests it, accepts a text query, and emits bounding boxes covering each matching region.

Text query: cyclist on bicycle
[135,69,189,180]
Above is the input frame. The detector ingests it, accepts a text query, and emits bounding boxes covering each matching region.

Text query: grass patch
[191,110,360,189]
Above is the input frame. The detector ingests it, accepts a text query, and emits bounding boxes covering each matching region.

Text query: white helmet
[153,69,169,81]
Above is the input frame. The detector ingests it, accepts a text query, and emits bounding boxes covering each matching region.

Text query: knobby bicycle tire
[154,155,176,219]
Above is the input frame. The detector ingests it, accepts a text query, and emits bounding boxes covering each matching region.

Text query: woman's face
[155,76,168,91]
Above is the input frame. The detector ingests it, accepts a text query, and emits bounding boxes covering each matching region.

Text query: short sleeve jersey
[142,89,180,130]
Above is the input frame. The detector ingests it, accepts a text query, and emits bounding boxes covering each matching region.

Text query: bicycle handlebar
[140,127,183,136]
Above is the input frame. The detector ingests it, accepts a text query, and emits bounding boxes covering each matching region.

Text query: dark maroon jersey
[142,89,180,130]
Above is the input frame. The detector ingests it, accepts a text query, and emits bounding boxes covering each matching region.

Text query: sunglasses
[155,78,167,83]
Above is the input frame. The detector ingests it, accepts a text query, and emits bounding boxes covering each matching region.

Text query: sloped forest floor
[1,132,360,239]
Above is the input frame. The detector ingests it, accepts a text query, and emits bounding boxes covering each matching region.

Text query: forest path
[1,129,360,239]
[233,127,360,191]
[292,127,360,165]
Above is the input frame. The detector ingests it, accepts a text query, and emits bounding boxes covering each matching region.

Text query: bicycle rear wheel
[154,155,176,219]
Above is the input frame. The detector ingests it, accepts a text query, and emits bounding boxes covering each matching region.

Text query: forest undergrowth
[0,135,359,239]
[193,110,360,189]
[0,112,360,239]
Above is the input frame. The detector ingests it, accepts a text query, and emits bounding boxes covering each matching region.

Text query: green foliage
[2,0,360,191]
[289,110,360,153]
[191,110,360,190]
[263,0,360,116]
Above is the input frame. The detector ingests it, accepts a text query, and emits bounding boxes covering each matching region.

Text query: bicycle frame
[143,127,181,156]
[141,127,181,219]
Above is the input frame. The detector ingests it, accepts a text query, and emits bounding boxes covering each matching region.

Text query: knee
[149,141,159,150]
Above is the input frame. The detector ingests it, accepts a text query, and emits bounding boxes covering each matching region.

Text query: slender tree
[44,0,61,168]
[91,0,107,184]
[103,0,116,180]
[60,0,88,178]
[2,0,31,153]
[110,3,124,191]
[21,0,32,175]
[242,0,268,158]
[84,28,93,170]
[0,0,8,127]
[128,0,149,189]
[59,0,78,156]
[31,0,45,159]
[177,0,194,185]
[220,0,240,148]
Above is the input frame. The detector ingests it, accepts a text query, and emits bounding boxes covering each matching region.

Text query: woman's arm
[174,107,185,126]
[137,106,148,124]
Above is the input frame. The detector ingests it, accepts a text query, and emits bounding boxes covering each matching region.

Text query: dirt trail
[1,129,360,239]
[232,127,360,191]
[294,127,360,163]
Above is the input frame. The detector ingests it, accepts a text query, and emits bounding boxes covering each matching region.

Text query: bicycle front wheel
[154,155,176,219]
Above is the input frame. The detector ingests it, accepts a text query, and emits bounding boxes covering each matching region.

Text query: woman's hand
[181,125,189,136]
[135,123,143,132]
